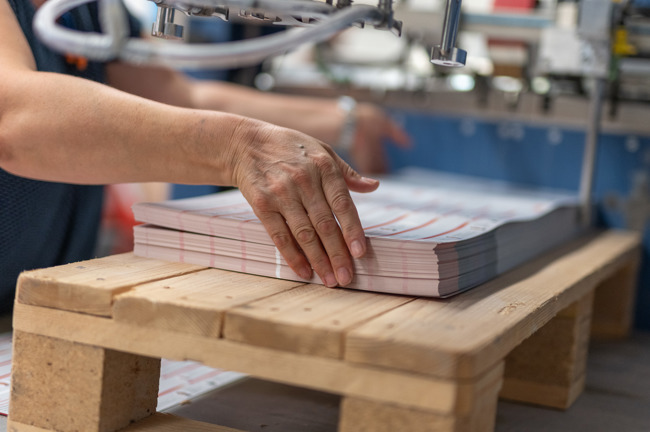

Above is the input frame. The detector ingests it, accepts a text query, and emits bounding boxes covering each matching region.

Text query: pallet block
[500,292,593,409]
[8,230,641,432]
[10,331,160,432]
[591,257,640,339]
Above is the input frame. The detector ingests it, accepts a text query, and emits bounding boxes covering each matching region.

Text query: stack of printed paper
[132,168,582,297]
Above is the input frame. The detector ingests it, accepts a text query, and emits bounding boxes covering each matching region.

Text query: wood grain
[224,284,413,358]
[13,303,489,415]
[17,253,204,316]
[339,364,502,432]
[345,231,641,379]
[113,269,302,337]
[591,257,641,339]
[500,292,593,408]
[9,331,159,432]
[8,414,242,432]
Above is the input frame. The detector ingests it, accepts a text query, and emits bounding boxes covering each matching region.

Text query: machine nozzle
[431,0,466,67]
[152,4,184,40]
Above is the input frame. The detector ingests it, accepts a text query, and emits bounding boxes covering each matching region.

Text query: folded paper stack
[132,168,582,297]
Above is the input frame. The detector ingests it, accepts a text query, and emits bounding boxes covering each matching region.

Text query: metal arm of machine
[33,0,401,69]
[431,0,466,68]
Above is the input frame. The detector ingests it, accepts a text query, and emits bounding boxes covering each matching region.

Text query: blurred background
[101,0,650,330]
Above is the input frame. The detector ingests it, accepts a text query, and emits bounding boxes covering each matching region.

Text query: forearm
[189,80,343,145]
[0,70,244,186]
[106,63,344,146]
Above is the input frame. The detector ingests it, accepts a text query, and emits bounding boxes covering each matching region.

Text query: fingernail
[361,176,379,184]
[351,240,365,258]
[323,272,337,288]
[299,267,312,280]
[337,267,351,286]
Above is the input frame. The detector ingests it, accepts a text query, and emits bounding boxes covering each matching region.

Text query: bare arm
[107,62,411,173]
[0,0,378,287]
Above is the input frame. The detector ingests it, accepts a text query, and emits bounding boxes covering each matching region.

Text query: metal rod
[430,0,466,67]
[440,0,461,55]
[579,78,605,228]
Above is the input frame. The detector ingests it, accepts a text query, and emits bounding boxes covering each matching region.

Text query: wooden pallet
[8,230,641,432]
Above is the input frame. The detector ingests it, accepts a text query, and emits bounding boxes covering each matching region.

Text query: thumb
[335,153,380,193]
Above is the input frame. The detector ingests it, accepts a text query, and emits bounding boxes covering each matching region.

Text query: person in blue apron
[0,0,410,313]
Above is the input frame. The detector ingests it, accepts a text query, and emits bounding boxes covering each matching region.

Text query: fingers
[349,105,411,175]
[331,149,380,193]
[301,192,355,286]
[319,153,372,261]
[249,164,359,288]
[385,117,412,149]
[235,125,375,288]
[282,198,346,287]
[255,210,313,281]
[357,104,411,149]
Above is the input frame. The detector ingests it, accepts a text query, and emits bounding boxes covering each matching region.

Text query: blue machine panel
[387,110,650,329]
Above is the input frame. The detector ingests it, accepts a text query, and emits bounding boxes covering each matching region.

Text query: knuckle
[289,169,312,187]
[268,181,290,198]
[270,231,292,249]
[313,153,336,172]
[295,225,317,244]
[330,193,355,214]
[329,253,351,269]
[308,252,331,272]
[250,193,274,213]
[314,216,339,236]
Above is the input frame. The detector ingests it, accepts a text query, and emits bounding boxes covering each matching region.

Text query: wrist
[227,116,276,188]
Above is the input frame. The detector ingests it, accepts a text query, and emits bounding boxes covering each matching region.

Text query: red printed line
[158,383,185,398]
[419,221,469,240]
[0,360,11,368]
[161,363,201,380]
[188,369,222,385]
[384,217,439,237]
[0,373,11,380]
[0,399,8,415]
[363,214,409,231]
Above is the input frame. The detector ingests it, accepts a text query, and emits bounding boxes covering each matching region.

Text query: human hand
[229,120,379,287]
[338,101,411,174]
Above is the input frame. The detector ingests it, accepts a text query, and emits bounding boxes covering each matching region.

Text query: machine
[31,0,650,329]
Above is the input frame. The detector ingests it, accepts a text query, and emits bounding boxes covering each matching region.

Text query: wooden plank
[113,269,302,337]
[8,414,243,432]
[17,253,204,317]
[591,257,640,339]
[9,330,160,432]
[339,364,503,432]
[500,292,593,409]
[344,230,641,379]
[224,284,413,358]
[123,413,243,432]
[13,303,489,415]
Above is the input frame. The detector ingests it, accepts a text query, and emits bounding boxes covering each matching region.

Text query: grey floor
[1,332,648,431]
[168,333,650,432]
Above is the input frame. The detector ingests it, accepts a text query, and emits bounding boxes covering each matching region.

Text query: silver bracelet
[337,95,357,155]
